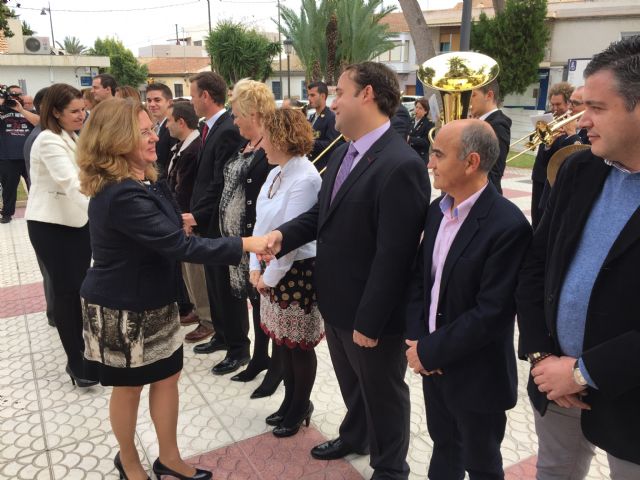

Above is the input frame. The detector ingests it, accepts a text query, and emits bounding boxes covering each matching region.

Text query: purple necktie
[331,143,358,204]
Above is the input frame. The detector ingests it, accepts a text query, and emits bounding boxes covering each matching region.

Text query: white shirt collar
[205,108,227,129]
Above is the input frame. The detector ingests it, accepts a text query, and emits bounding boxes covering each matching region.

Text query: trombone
[312,134,345,176]
[508,110,585,162]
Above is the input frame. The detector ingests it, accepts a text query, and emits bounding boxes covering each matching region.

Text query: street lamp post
[40,2,55,50]
[205,0,213,69]
[283,37,293,99]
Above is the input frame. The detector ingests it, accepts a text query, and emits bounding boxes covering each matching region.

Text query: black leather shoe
[310,437,368,460]
[250,373,282,399]
[152,458,211,480]
[265,412,284,426]
[211,356,250,375]
[0,216,11,224]
[273,401,314,438]
[230,361,268,382]
[114,452,151,480]
[193,337,227,354]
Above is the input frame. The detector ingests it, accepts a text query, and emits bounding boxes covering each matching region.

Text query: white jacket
[25,129,89,227]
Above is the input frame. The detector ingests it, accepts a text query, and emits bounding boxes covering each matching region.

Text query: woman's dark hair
[415,97,430,114]
[343,61,400,118]
[40,83,83,134]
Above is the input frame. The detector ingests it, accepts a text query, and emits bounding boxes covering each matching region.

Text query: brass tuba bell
[417,52,500,143]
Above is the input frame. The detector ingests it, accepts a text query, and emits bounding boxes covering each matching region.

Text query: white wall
[266,74,306,100]
[0,66,101,95]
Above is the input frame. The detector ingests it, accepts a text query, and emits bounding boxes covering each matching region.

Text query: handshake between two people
[241,230,283,263]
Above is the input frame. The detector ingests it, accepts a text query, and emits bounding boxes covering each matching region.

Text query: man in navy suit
[405,119,532,479]
[265,62,429,479]
[307,81,341,171]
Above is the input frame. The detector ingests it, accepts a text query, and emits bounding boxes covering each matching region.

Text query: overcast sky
[11,0,458,54]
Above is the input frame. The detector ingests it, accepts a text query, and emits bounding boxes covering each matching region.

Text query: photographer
[0,84,37,223]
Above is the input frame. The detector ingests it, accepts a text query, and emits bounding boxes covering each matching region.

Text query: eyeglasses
[267,171,282,199]
[569,99,583,107]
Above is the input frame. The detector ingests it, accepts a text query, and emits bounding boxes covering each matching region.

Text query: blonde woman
[76,98,267,480]
[250,108,323,437]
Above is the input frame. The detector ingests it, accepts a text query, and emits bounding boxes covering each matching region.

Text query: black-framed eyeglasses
[267,171,282,199]
[569,99,583,107]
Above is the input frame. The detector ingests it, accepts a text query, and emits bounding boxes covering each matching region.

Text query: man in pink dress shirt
[405,119,532,479]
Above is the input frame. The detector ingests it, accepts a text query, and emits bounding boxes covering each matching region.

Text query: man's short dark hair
[584,35,640,111]
[169,101,199,130]
[95,74,117,96]
[307,81,328,97]
[146,83,173,100]
[33,87,49,114]
[8,85,21,91]
[478,79,501,104]
[189,72,227,106]
[343,62,400,118]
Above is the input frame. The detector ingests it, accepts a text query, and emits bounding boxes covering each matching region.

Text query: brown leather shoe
[180,311,200,326]
[184,323,214,343]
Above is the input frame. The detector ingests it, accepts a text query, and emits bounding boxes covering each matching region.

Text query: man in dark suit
[146,83,179,179]
[405,119,531,479]
[182,72,247,374]
[391,102,411,138]
[307,81,341,171]
[264,62,429,479]
[469,79,512,194]
[531,82,573,228]
[517,36,640,478]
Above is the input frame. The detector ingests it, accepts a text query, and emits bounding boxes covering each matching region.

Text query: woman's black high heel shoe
[66,365,98,388]
[250,373,282,399]
[265,412,284,426]
[113,452,151,480]
[152,458,212,480]
[272,401,314,438]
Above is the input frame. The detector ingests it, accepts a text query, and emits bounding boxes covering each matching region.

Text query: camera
[0,84,23,109]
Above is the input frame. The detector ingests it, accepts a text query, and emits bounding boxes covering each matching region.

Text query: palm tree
[279,0,395,84]
[57,36,87,55]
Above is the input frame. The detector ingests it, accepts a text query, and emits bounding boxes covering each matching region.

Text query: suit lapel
[197,111,228,168]
[423,201,443,291]
[438,186,496,305]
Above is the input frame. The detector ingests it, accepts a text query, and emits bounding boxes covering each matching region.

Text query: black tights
[275,344,317,427]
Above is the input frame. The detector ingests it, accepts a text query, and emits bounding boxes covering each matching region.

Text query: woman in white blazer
[25,83,98,387]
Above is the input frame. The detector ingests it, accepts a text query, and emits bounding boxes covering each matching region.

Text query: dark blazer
[391,104,411,138]
[229,144,273,237]
[309,107,341,171]
[484,110,512,193]
[516,149,640,464]
[405,183,532,413]
[155,121,179,179]
[278,127,430,338]
[80,179,243,312]
[167,135,201,213]
[407,117,434,162]
[189,111,244,237]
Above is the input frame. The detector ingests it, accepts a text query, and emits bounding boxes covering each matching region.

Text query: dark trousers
[35,253,55,324]
[423,375,507,480]
[176,268,193,316]
[27,220,96,379]
[531,179,545,229]
[0,158,28,217]
[325,324,410,480]
[204,264,250,359]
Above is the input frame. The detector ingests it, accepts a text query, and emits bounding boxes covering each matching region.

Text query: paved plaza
[0,167,611,479]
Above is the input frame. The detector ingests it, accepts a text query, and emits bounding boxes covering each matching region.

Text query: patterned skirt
[81,300,183,386]
[260,258,324,350]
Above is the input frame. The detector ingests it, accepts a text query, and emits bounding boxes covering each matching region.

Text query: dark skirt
[260,258,324,350]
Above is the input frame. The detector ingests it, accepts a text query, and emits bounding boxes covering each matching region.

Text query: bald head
[440,119,499,172]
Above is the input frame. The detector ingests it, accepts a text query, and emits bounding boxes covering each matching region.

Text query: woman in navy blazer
[76,98,267,480]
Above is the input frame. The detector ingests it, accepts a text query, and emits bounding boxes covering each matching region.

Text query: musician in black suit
[405,119,531,479]
[516,37,640,478]
[469,80,512,194]
[264,62,430,479]
[307,81,341,171]
[182,73,246,372]
[407,97,434,163]
[531,82,573,228]
[146,83,179,179]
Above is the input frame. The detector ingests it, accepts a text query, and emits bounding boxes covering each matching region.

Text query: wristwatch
[573,360,588,386]
[528,352,551,365]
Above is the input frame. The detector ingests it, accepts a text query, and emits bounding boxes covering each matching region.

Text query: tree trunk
[492,0,506,14]
[398,0,436,64]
